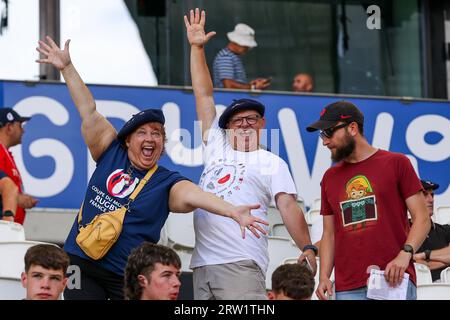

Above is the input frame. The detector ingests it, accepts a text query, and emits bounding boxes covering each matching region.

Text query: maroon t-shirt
[321,150,422,292]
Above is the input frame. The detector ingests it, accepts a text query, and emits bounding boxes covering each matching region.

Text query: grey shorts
[193,260,268,300]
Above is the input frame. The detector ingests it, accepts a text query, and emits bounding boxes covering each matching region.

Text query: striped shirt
[213,47,247,87]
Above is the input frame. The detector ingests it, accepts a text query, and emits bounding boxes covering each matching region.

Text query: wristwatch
[402,244,414,258]
[2,210,14,217]
[303,244,318,256]
[424,249,431,262]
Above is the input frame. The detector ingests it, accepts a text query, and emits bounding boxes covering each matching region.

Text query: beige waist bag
[76,165,158,260]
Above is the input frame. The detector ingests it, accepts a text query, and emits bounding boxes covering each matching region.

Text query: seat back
[417,283,450,300]
[0,277,26,300]
[266,237,301,289]
[267,205,284,236]
[439,266,450,284]
[312,198,321,210]
[435,206,450,225]
[0,241,56,279]
[414,263,433,285]
[272,223,289,238]
[165,212,195,249]
[0,221,26,242]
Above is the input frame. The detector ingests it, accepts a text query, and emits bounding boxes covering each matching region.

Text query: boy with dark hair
[268,263,315,300]
[124,242,181,300]
[21,244,69,300]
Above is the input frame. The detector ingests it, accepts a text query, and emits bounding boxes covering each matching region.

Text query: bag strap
[77,164,158,226]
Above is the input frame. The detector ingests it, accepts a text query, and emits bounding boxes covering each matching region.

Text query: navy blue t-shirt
[64,139,188,276]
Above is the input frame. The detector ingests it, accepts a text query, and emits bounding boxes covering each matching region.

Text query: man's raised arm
[185,9,217,143]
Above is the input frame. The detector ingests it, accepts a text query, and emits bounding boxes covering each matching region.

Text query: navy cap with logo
[306,101,364,132]
[421,180,439,191]
[218,98,265,129]
[117,109,165,145]
[0,108,31,127]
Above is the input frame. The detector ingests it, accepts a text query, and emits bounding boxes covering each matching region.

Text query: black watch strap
[424,249,431,262]
[303,244,318,256]
[403,244,414,258]
[2,210,14,217]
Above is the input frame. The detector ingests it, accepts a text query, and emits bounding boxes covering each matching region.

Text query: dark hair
[271,264,315,300]
[355,121,364,135]
[124,242,181,300]
[24,244,69,273]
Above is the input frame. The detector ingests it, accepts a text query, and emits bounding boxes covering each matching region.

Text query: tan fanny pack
[75,165,158,260]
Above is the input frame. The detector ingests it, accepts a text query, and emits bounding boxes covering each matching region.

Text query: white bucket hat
[227,23,257,48]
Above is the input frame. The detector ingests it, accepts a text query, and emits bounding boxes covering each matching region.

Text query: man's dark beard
[332,134,355,162]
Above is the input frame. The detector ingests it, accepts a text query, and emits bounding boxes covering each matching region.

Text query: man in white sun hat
[213,23,271,90]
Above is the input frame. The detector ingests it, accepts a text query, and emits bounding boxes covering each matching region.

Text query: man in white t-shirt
[185,8,317,300]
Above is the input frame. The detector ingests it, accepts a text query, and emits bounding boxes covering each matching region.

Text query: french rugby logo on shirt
[106,169,139,198]
[200,159,245,198]
[339,175,378,230]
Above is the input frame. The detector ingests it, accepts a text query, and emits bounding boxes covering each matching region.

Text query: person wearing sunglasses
[307,101,430,300]
[185,9,316,300]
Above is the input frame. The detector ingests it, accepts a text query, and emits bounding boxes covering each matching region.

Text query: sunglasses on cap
[319,122,350,139]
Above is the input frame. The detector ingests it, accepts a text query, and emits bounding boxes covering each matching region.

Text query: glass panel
[60,0,157,86]
[0,0,39,81]
[128,0,423,97]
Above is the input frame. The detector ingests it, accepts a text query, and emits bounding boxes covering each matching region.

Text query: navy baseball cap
[421,180,439,191]
[0,108,31,127]
[306,101,364,132]
[117,109,165,144]
[218,99,265,129]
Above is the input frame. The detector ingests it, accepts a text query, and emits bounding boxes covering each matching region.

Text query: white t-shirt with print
[190,119,297,274]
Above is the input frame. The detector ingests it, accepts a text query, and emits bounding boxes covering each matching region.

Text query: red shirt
[0,143,25,224]
[321,150,422,292]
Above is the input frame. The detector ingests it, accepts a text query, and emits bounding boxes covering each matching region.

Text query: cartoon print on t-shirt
[199,159,245,199]
[340,175,377,230]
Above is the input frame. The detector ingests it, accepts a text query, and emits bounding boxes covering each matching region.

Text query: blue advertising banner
[1,80,449,209]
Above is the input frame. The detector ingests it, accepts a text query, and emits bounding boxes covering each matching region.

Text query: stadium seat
[312,198,321,210]
[267,205,283,236]
[0,221,26,242]
[417,283,450,300]
[266,236,301,289]
[0,241,56,279]
[272,223,290,238]
[165,212,195,272]
[439,266,450,284]
[435,206,450,225]
[165,212,195,249]
[414,263,433,285]
[297,196,307,213]
[0,277,26,300]
[307,209,321,224]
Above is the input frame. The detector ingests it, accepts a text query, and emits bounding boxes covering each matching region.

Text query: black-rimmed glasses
[319,123,350,139]
[229,115,261,126]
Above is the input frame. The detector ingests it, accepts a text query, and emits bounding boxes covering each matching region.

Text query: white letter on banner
[371,112,394,150]
[162,102,226,167]
[406,115,450,162]
[278,108,332,208]
[89,101,140,179]
[11,97,74,197]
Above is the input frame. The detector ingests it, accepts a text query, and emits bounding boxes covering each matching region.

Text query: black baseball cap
[218,99,265,129]
[117,109,165,145]
[306,101,364,132]
[421,180,439,191]
[0,108,31,127]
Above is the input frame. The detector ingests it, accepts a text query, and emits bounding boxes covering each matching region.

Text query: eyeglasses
[319,123,350,139]
[229,115,261,126]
